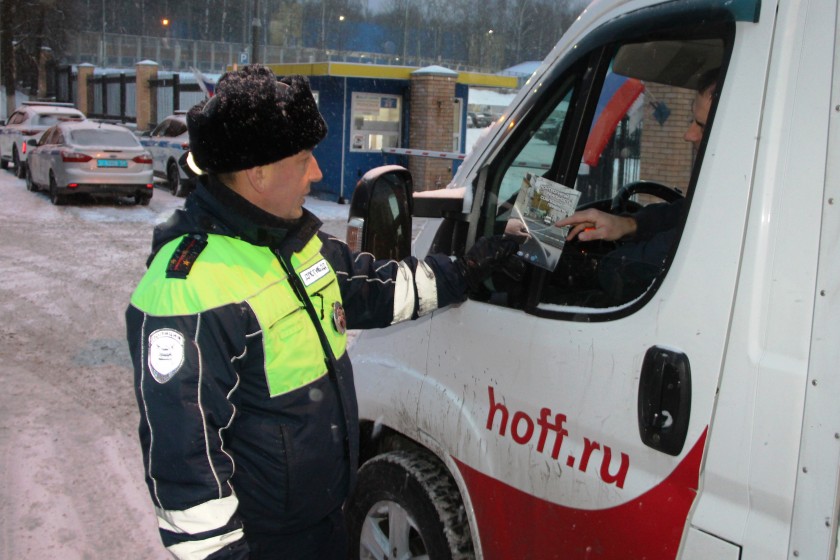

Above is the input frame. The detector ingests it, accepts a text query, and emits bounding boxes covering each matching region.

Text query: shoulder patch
[166,234,208,279]
[148,328,185,383]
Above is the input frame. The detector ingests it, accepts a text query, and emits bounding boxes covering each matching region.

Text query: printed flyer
[506,173,581,270]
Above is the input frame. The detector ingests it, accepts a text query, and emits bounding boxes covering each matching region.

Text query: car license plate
[97,159,127,168]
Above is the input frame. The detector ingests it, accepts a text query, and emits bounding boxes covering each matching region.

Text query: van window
[496,84,575,207]
[481,29,728,315]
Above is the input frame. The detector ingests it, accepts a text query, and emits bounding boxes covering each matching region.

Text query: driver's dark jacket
[600,199,685,300]
[632,198,684,240]
[125,178,467,559]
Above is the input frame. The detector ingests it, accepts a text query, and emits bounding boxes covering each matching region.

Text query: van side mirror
[346,165,413,261]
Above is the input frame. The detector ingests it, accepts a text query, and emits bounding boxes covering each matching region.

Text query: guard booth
[264,62,517,202]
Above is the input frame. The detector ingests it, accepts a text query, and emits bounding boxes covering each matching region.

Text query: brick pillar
[135,60,158,133]
[76,63,94,116]
[37,47,52,99]
[409,66,458,192]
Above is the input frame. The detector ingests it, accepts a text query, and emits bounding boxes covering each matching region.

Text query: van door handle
[638,346,692,456]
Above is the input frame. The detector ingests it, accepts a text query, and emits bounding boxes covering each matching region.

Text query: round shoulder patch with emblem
[148,328,186,384]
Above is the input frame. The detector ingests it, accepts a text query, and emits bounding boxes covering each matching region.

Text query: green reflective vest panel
[132,233,347,397]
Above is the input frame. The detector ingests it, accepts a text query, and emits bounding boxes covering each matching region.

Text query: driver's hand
[504,217,531,243]
[556,209,637,242]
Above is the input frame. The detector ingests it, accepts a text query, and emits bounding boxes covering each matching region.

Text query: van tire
[346,450,474,560]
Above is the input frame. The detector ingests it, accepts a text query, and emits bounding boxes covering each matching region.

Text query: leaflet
[506,173,581,271]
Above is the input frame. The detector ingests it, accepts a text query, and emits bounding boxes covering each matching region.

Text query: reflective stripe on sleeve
[415,261,439,317]
[156,493,238,534]
[392,261,416,323]
[167,528,245,560]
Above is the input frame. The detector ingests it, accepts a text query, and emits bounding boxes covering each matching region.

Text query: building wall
[409,73,457,192]
[639,83,696,194]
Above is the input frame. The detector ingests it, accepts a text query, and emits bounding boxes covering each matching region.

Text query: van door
[414,4,769,558]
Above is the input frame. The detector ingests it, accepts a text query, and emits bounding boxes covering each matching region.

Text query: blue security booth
[265,62,518,202]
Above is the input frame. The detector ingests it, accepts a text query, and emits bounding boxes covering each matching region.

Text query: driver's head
[683,68,719,150]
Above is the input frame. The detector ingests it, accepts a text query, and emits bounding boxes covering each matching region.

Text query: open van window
[479,28,730,314]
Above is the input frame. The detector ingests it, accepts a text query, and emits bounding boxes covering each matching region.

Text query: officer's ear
[242,166,267,194]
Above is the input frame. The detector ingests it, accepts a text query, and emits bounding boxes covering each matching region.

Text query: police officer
[125,65,517,560]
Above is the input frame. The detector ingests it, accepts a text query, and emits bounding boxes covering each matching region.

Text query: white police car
[140,112,193,197]
[0,102,85,178]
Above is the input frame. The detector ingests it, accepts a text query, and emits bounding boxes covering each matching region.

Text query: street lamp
[250,0,261,63]
[486,29,495,70]
[338,15,345,57]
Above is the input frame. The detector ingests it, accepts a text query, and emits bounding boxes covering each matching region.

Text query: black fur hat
[186,66,327,174]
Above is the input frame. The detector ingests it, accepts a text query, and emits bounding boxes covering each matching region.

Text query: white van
[343,0,840,558]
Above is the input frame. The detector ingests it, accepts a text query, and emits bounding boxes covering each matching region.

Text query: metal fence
[64,31,488,74]
[152,74,205,120]
[53,66,208,126]
[88,72,136,122]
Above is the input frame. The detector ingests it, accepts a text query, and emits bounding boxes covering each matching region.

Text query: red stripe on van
[454,428,707,559]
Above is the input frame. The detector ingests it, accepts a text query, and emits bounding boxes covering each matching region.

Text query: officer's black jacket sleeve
[318,233,467,330]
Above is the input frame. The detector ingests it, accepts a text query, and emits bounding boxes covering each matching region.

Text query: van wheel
[346,450,474,560]
[167,161,183,196]
[49,173,65,205]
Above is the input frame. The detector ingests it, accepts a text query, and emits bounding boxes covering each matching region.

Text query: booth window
[350,92,402,152]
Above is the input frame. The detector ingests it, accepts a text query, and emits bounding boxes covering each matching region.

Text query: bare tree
[1,0,17,115]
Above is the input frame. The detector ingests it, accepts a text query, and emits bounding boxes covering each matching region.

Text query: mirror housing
[346,165,413,261]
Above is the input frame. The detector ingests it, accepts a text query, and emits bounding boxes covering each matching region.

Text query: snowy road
[0,172,350,559]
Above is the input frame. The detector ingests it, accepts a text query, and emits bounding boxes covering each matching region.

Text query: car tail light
[61,150,92,163]
[180,142,190,150]
[22,142,27,154]
[68,183,79,189]
[145,184,154,189]
[346,217,364,252]
[133,154,153,164]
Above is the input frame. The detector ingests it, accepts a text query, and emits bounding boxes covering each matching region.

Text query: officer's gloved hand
[457,236,522,299]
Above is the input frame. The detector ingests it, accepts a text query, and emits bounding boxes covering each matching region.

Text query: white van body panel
[689,1,838,558]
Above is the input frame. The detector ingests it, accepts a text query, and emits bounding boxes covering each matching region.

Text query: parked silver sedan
[25,121,154,205]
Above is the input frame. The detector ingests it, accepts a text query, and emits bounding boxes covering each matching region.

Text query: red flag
[583,75,644,166]
[191,67,216,98]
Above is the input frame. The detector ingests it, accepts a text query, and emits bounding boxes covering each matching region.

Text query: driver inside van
[556,68,719,300]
